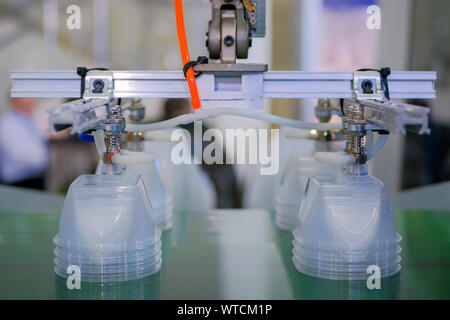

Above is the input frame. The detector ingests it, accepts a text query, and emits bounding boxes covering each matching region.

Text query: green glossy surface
[0,209,449,299]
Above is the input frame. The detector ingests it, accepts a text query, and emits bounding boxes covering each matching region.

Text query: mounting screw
[224,35,235,47]
[361,79,373,94]
[93,79,105,94]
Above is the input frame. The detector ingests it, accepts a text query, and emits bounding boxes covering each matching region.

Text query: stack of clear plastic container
[275,155,339,231]
[143,133,216,213]
[96,153,174,230]
[244,127,316,210]
[126,159,174,230]
[292,165,401,280]
[54,174,162,283]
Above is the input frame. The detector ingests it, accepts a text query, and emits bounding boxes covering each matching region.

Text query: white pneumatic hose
[125,108,342,132]
[315,152,356,165]
[111,150,154,165]
[92,130,105,156]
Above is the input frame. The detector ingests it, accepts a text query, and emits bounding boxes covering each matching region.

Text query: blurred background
[0,0,448,199]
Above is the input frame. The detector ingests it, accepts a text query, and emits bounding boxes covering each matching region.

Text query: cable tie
[183,56,209,79]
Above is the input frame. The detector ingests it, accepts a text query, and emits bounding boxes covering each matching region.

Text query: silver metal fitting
[343,103,367,132]
[344,104,367,164]
[126,132,145,152]
[314,99,333,143]
[315,98,333,123]
[102,104,125,164]
[128,99,146,123]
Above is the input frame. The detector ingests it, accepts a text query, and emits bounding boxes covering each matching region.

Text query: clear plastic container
[292,165,401,280]
[292,240,401,259]
[293,253,401,272]
[54,261,162,283]
[54,252,162,273]
[275,155,339,231]
[96,155,174,231]
[292,229,401,252]
[275,204,300,230]
[123,157,173,231]
[153,206,174,231]
[293,248,401,267]
[275,209,299,226]
[53,230,162,252]
[57,175,159,250]
[244,128,316,210]
[143,139,216,213]
[54,242,162,264]
[54,174,162,282]
[54,239,161,256]
[292,256,401,281]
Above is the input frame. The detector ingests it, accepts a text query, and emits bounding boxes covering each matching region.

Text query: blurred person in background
[0,97,48,190]
[163,99,242,208]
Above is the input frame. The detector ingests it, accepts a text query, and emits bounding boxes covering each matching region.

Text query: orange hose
[174,0,201,110]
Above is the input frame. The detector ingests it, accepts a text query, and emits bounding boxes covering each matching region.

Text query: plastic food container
[292,167,402,280]
[275,155,339,231]
[54,174,162,283]
[97,154,174,231]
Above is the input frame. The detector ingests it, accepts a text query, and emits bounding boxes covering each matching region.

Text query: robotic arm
[10,0,437,167]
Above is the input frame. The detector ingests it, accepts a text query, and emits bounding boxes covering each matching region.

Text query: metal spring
[346,133,366,156]
[105,134,121,154]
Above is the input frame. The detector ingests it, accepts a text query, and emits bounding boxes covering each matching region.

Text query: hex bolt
[224,35,235,47]
[361,79,373,94]
[93,79,105,94]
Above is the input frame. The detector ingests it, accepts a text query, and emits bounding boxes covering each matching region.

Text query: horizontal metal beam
[263,71,437,99]
[10,70,437,100]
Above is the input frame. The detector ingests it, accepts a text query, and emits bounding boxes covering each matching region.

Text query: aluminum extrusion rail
[10,70,437,100]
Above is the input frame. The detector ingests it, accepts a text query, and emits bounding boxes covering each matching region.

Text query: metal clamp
[353,70,384,100]
[83,70,114,100]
